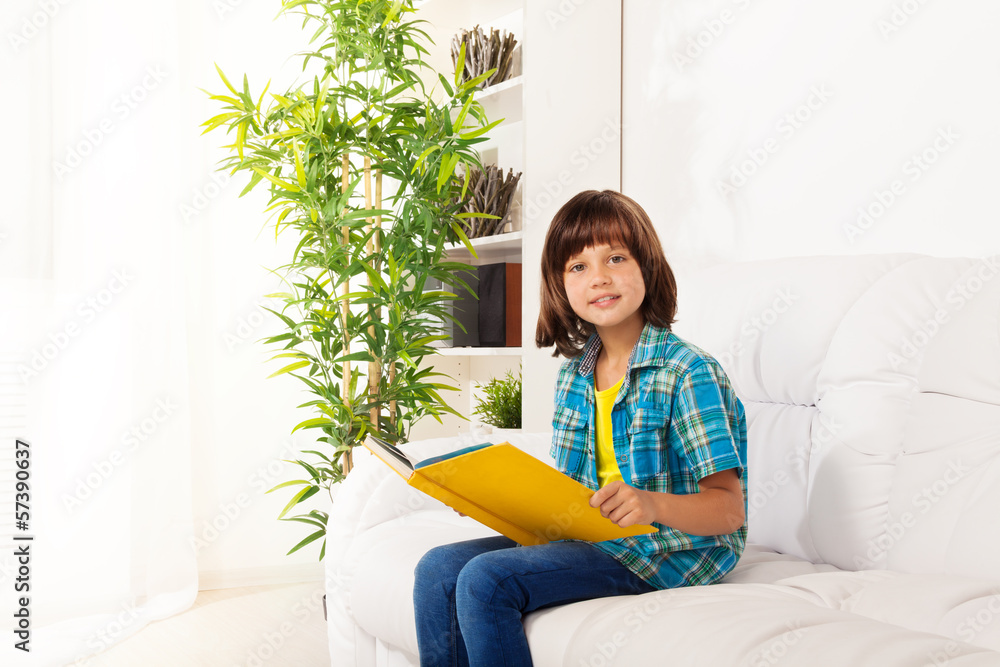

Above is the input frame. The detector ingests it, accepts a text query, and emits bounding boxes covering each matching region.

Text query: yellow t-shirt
[595,374,625,488]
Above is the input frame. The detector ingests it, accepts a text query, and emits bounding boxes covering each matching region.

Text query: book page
[363,435,415,480]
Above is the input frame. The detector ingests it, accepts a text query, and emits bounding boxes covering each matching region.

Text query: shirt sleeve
[669,360,745,482]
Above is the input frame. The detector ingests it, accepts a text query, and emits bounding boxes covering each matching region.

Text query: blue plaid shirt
[551,323,748,589]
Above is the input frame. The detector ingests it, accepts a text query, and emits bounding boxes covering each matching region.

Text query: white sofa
[326,253,1000,666]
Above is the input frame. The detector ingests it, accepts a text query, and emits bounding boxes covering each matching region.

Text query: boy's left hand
[590,481,656,528]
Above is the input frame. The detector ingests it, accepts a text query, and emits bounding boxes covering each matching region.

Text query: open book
[363,435,657,546]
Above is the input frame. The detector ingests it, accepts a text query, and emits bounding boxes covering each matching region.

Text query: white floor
[87,582,331,667]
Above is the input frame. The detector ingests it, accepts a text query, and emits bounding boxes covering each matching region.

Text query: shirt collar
[576,322,668,378]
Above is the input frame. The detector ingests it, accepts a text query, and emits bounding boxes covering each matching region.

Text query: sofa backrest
[671,254,1000,578]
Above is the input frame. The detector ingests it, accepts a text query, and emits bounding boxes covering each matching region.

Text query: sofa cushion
[672,254,1000,577]
[555,585,1000,667]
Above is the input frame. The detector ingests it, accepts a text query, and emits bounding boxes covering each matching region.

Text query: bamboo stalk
[390,363,396,427]
[373,171,383,426]
[364,158,380,431]
[376,170,393,428]
[341,152,353,475]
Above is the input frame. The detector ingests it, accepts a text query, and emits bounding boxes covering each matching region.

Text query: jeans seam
[482,566,574,665]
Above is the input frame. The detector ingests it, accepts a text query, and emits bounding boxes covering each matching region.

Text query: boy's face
[563,243,646,338]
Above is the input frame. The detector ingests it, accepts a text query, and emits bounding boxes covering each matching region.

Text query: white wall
[520,1,624,432]
[184,3,329,588]
[622,0,1000,283]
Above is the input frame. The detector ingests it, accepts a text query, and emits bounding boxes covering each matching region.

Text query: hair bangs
[545,194,640,274]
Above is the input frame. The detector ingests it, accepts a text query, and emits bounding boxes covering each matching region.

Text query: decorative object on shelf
[435,271,480,347]
[457,164,522,238]
[201,0,501,559]
[472,368,522,430]
[441,262,521,348]
[451,25,518,89]
[478,262,521,347]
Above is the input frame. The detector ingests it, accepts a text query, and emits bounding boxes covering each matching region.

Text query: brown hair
[534,190,677,358]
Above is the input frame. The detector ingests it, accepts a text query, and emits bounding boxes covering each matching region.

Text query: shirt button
[619,455,627,463]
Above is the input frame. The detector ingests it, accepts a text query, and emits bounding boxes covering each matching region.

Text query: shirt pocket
[628,406,670,483]
[551,404,589,477]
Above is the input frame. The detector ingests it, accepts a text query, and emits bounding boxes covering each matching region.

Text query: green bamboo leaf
[282,516,326,528]
[450,221,477,258]
[265,479,312,494]
[292,459,321,479]
[291,417,336,433]
[277,485,319,520]
[412,144,440,173]
[457,68,496,95]
[215,63,239,97]
[334,351,375,364]
[240,169,265,197]
[459,117,503,141]
[437,72,455,98]
[285,527,324,555]
[204,93,240,106]
[453,41,466,88]
[236,119,248,159]
[201,112,242,134]
[460,163,470,201]
[436,152,460,193]
[267,359,309,378]
[260,129,302,140]
[268,351,310,362]
[256,79,271,112]
[271,93,294,108]
[263,332,298,344]
[454,94,474,131]
[252,166,301,192]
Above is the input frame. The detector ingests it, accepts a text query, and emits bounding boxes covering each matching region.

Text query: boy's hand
[590,481,656,528]
[590,470,745,535]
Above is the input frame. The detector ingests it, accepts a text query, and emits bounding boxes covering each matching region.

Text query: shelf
[474,76,522,126]
[434,347,523,357]
[476,75,523,100]
[445,230,522,264]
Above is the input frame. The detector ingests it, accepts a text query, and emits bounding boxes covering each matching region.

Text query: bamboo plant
[202,0,501,558]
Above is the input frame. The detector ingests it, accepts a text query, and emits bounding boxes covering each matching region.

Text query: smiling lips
[591,295,620,306]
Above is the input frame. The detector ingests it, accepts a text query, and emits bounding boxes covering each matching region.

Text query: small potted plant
[472,368,522,438]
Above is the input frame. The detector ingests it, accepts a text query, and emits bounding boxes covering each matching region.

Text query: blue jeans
[413,536,655,667]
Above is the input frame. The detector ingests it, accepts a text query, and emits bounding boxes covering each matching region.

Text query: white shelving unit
[444,230,522,265]
[410,0,526,440]
[437,347,523,357]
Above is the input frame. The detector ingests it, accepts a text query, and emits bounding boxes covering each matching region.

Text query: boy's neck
[595,317,646,373]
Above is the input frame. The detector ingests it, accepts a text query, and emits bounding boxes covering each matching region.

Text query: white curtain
[2,1,318,664]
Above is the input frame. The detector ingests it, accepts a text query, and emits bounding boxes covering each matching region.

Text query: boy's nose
[591,267,611,285]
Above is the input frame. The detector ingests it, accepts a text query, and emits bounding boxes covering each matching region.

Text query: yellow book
[363,435,657,546]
